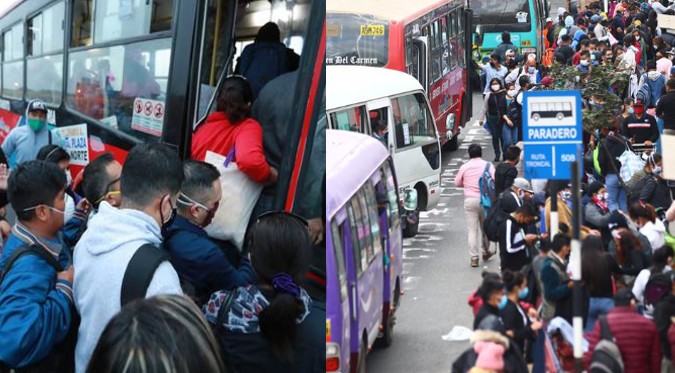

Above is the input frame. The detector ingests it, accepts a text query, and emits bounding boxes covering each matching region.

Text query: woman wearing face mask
[635,153,673,212]
[479,78,509,161]
[628,202,666,252]
[500,270,543,359]
[584,181,612,246]
[474,279,507,331]
[581,235,620,332]
[505,83,517,106]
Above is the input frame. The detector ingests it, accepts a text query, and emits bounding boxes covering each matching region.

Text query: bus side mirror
[403,188,418,211]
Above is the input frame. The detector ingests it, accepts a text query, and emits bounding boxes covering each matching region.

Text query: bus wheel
[357,339,367,373]
[375,311,395,348]
[532,113,540,121]
[444,133,459,151]
[556,112,564,120]
[402,209,419,238]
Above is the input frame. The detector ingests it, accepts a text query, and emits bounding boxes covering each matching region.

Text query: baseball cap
[513,178,533,193]
[27,100,47,113]
[546,17,552,23]
[591,15,600,23]
[506,49,516,58]
[667,48,675,55]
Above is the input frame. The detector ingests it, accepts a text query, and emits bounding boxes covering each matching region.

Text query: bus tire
[444,133,459,151]
[402,208,419,238]
[556,112,564,120]
[375,310,395,348]
[532,113,540,121]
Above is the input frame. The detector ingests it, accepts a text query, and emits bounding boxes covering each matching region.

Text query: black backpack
[507,92,523,126]
[589,316,624,373]
[120,244,170,307]
[0,245,78,373]
[483,194,509,242]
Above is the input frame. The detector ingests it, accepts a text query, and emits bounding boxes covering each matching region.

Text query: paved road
[366,93,502,372]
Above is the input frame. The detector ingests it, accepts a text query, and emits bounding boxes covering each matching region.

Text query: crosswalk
[401,121,493,290]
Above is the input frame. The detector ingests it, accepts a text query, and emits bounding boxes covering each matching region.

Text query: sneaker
[493,156,500,162]
[482,251,495,262]
[471,257,479,267]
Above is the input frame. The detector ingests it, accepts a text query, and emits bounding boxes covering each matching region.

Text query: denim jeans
[487,114,503,159]
[502,123,518,154]
[585,297,615,332]
[605,173,627,212]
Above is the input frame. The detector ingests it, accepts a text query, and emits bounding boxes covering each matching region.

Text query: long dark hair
[581,235,610,295]
[248,212,311,362]
[216,76,253,123]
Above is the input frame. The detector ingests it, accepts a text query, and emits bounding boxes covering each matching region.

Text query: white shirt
[638,220,666,253]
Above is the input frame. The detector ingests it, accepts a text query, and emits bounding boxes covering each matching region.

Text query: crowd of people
[0,63,324,372]
[456,0,675,371]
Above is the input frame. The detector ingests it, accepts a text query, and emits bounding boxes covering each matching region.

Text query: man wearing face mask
[656,78,675,131]
[2,99,54,168]
[638,153,673,212]
[498,204,540,272]
[540,234,574,323]
[621,99,659,147]
[73,143,184,373]
[480,53,508,95]
[164,160,255,304]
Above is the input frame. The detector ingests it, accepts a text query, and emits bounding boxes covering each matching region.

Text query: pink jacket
[455,158,494,199]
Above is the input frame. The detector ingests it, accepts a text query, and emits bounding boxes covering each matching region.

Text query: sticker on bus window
[53,124,89,166]
[360,25,385,36]
[131,98,164,137]
[327,24,340,38]
[516,12,528,23]
[402,122,411,145]
[101,115,119,130]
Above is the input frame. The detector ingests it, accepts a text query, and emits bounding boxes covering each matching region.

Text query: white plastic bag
[441,326,474,342]
[203,149,263,250]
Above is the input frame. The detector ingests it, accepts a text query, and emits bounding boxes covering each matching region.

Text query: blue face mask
[628,107,634,114]
[518,287,530,300]
[498,295,509,310]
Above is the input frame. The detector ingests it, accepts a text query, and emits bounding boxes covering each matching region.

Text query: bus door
[463,8,474,124]
[411,37,429,91]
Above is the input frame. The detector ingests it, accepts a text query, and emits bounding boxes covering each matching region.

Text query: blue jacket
[165,216,255,301]
[0,224,74,367]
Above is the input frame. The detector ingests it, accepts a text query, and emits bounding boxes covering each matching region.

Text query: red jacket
[583,307,661,373]
[192,112,271,183]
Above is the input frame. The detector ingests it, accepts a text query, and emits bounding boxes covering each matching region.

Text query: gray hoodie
[73,202,182,373]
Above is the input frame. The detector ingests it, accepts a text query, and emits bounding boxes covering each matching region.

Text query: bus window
[71,0,174,47]
[381,161,400,229]
[326,13,389,67]
[67,38,172,140]
[331,220,348,302]
[456,10,466,67]
[2,23,24,99]
[391,92,436,148]
[356,189,375,262]
[363,182,383,256]
[346,203,365,274]
[26,1,65,105]
[406,41,420,83]
[329,105,367,133]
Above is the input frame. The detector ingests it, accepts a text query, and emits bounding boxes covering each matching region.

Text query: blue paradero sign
[522,90,583,180]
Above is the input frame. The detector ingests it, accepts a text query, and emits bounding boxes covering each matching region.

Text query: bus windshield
[326,12,389,67]
[472,0,530,27]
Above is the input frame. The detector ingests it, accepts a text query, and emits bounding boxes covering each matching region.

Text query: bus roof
[327,65,424,110]
[326,130,390,220]
[327,0,458,22]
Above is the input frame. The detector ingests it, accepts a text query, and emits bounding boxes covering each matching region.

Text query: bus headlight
[446,113,456,137]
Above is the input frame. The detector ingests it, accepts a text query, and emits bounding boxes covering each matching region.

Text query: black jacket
[622,114,660,144]
[474,303,501,330]
[498,215,531,272]
[639,174,672,211]
[451,330,528,373]
[597,135,627,176]
[495,162,518,195]
[654,293,675,360]
[500,299,535,354]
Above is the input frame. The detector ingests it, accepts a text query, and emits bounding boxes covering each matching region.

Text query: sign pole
[570,160,583,373]
[550,180,558,237]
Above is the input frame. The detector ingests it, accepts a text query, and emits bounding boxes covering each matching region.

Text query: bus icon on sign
[530,102,573,121]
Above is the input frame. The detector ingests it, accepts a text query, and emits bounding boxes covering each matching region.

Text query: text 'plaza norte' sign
[523,90,583,180]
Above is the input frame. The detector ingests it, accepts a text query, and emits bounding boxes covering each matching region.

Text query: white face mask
[507,89,517,97]
[580,60,590,66]
[528,66,536,74]
[491,84,500,91]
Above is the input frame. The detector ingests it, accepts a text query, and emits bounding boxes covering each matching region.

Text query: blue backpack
[479,162,496,214]
[237,42,290,99]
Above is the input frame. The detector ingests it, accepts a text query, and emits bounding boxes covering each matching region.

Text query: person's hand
[567,280,575,289]
[264,167,279,187]
[506,330,515,338]
[76,198,91,215]
[528,307,539,319]
[307,218,324,245]
[531,319,544,331]
[588,229,601,236]
[0,220,11,238]
[506,118,514,127]
[479,120,484,126]
[525,234,539,244]
[629,137,635,144]
[589,140,595,150]
[644,140,653,147]
[57,265,74,284]
[0,163,9,191]
[541,232,549,240]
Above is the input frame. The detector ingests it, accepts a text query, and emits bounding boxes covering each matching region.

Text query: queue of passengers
[0,67,324,372]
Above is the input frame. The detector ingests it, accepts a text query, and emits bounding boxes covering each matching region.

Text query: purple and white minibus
[326,130,414,373]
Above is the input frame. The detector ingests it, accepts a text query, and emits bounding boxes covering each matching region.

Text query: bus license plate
[360,25,385,36]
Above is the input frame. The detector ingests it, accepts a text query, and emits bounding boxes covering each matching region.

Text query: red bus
[327,0,473,150]
[0,0,324,215]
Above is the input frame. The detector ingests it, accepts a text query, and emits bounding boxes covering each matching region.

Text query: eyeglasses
[96,177,121,204]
